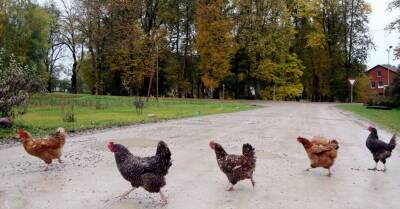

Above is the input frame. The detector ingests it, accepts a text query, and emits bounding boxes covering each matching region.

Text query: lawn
[0,93,255,140]
[337,103,400,133]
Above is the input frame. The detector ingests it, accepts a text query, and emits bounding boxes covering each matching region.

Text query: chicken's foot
[368,163,378,171]
[225,184,234,191]
[326,168,332,177]
[58,158,63,163]
[118,187,135,200]
[43,164,50,171]
[159,190,168,205]
[379,164,387,172]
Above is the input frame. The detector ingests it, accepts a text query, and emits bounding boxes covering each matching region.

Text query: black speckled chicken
[209,141,256,191]
[108,141,172,204]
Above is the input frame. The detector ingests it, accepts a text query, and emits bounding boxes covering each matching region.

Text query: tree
[291,0,373,101]
[60,0,82,94]
[44,2,64,92]
[255,55,304,100]
[195,0,236,97]
[388,0,400,59]
[0,0,53,83]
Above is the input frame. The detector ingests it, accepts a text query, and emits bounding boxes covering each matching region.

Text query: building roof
[366,65,399,74]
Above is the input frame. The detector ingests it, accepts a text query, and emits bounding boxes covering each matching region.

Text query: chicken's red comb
[368,126,374,131]
[18,129,28,139]
[209,140,216,149]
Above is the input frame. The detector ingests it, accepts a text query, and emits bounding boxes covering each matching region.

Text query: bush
[366,97,396,107]
[0,53,42,119]
[391,76,400,107]
[61,104,76,123]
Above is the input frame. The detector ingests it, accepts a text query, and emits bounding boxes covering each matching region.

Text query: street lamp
[386,45,393,87]
[348,78,356,103]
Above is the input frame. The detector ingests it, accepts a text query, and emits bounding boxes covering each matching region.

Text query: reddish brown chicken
[297,136,339,176]
[18,128,66,171]
[209,141,256,191]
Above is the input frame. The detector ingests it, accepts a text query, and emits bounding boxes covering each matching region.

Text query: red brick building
[365,65,399,95]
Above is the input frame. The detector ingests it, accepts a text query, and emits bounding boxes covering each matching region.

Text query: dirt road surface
[1,102,399,209]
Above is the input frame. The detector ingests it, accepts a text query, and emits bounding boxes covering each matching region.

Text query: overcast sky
[36,0,400,70]
[367,0,400,69]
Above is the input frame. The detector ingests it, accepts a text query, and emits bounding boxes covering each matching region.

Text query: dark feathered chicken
[108,141,172,204]
[366,126,396,172]
[209,141,256,191]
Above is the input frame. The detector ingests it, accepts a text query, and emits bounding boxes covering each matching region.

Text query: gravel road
[0,102,398,209]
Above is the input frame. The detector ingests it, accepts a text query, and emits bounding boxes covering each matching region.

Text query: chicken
[134,97,144,114]
[209,141,256,191]
[107,141,172,205]
[297,136,339,176]
[18,128,66,171]
[366,126,396,172]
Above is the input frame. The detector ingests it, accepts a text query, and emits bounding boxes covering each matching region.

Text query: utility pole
[156,44,159,100]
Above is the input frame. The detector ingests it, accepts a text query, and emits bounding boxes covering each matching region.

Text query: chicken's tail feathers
[56,127,65,134]
[389,134,397,150]
[156,140,172,164]
[242,143,255,157]
[297,136,312,149]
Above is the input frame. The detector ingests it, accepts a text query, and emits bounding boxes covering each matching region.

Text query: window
[377,70,382,77]
[378,81,384,88]
[371,81,376,88]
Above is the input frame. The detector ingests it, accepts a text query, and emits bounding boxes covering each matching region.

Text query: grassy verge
[337,103,400,133]
[0,93,256,141]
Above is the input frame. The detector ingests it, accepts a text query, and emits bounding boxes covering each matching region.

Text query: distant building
[365,65,399,95]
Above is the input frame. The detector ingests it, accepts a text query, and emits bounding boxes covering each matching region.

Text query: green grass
[337,103,400,133]
[0,93,255,140]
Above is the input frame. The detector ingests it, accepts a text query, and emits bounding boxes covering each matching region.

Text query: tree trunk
[71,61,77,94]
[146,71,154,101]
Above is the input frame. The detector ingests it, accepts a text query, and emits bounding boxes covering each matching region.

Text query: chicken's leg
[43,164,49,171]
[380,164,387,172]
[225,184,234,191]
[368,162,378,171]
[250,177,255,189]
[159,190,168,205]
[326,168,332,177]
[118,187,135,199]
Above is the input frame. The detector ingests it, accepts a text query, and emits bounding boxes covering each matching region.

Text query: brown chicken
[297,136,339,176]
[209,141,256,191]
[18,128,66,171]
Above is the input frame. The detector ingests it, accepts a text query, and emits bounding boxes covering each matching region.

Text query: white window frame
[377,70,382,77]
[370,81,376,88]
[378,81,384,88]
